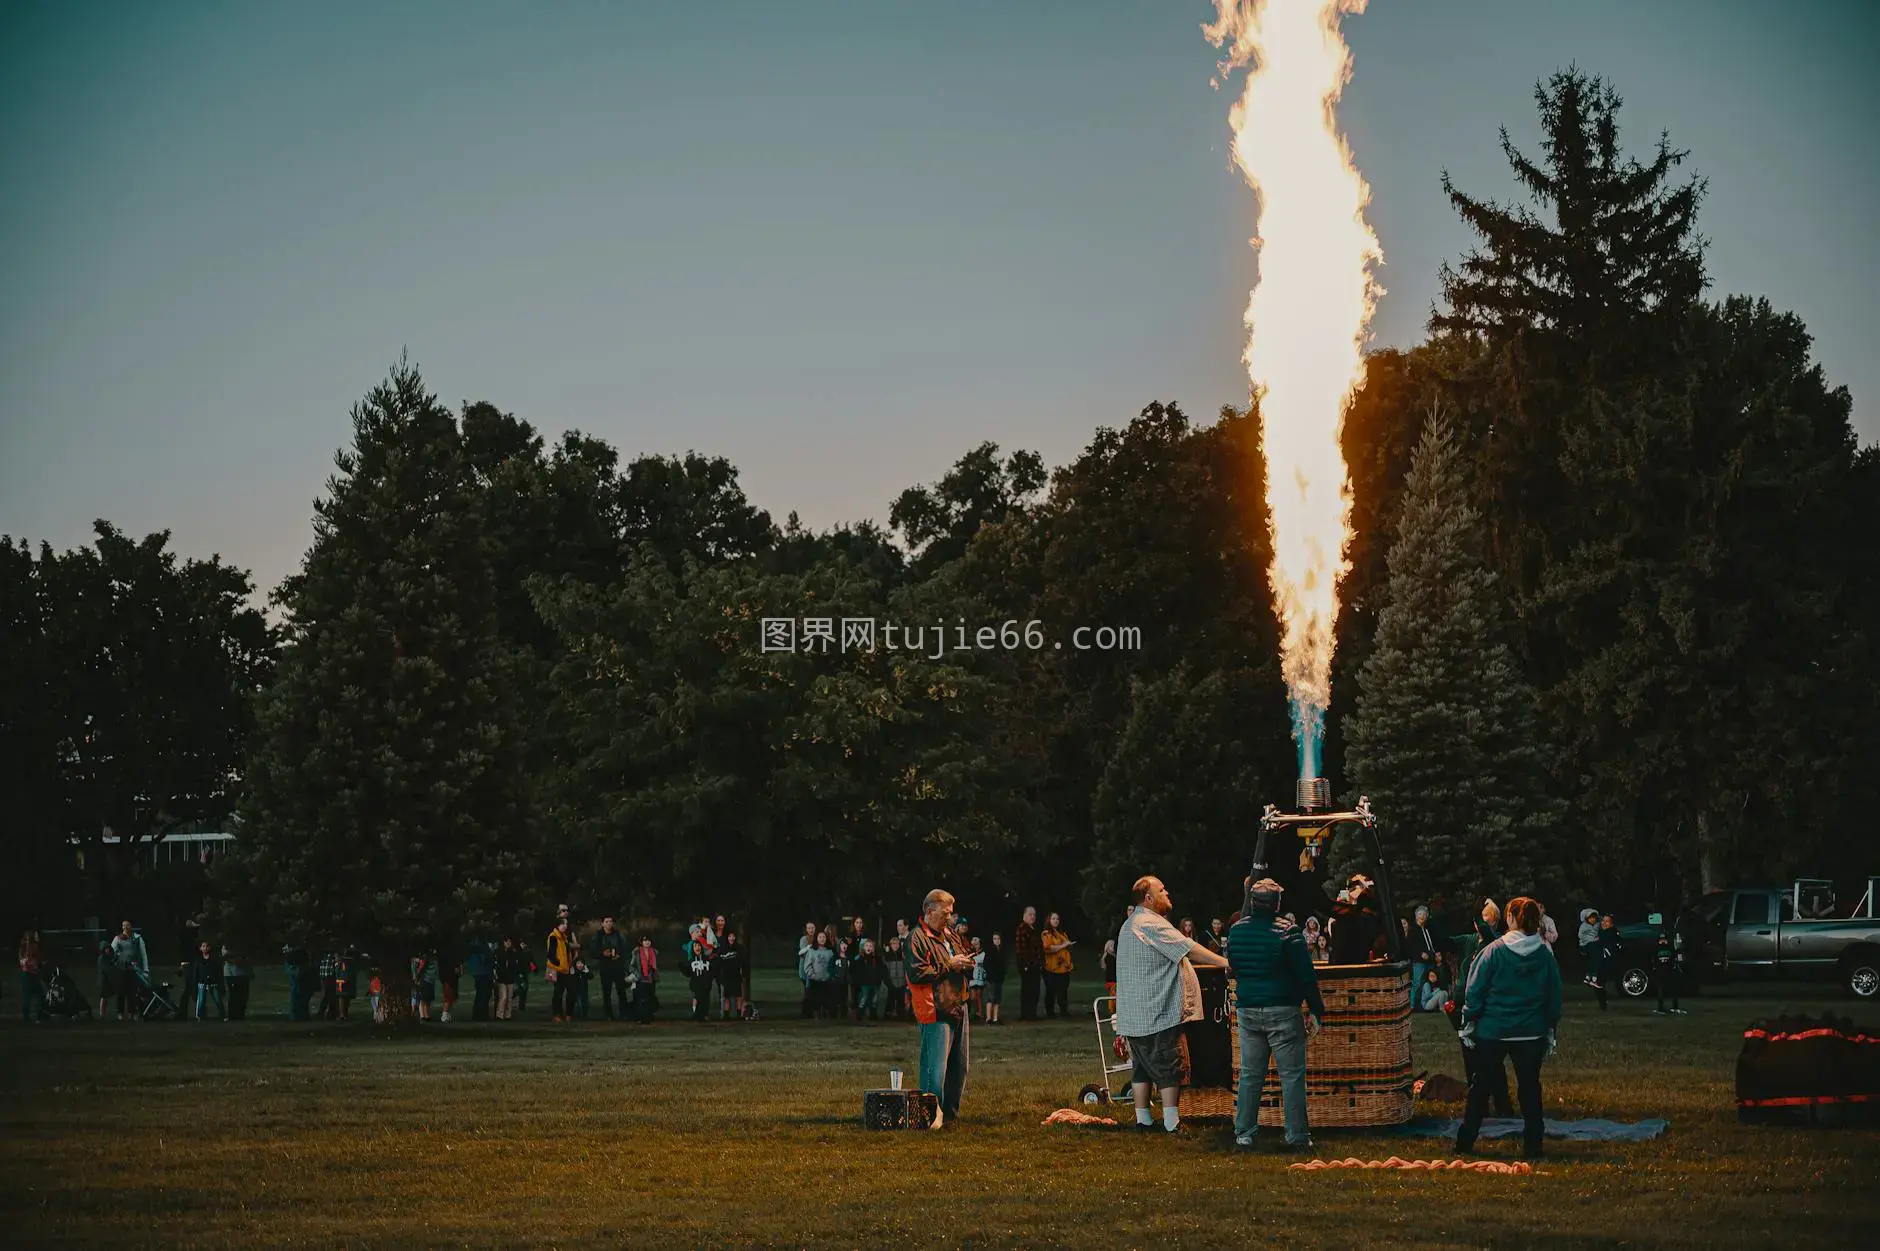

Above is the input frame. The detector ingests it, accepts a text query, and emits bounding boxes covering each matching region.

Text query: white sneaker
[1235,1133,1255,1148]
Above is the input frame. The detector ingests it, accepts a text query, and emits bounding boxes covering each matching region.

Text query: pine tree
[1434,69,1708,624]
[1434,68,1705,354]
[222,360,537,1000]
[1545,298,1866,893]
[1342,408,1563,909]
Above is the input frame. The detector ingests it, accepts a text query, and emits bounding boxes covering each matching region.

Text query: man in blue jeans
[906,889,977,1129]
[1227,878,1325,1151]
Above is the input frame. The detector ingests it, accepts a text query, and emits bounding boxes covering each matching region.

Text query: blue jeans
[918,1016,970,1121]
[195,982,225,1020]
[1235,1004,1309,1144]
[1412,961,1432,993]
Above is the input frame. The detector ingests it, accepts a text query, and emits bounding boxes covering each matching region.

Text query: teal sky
[3,0,1873,595]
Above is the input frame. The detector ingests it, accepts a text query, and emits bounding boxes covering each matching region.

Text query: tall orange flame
[1205,0,1382,778]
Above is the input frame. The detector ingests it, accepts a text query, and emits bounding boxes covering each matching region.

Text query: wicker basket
[1181,962,1414,1128]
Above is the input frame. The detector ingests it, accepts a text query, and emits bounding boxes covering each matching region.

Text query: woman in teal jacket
[1455,895,1562,1160]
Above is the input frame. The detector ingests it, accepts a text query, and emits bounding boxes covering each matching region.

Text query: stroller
[40,963,93,1020]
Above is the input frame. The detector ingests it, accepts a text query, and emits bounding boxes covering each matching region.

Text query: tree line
[4,71,1875,966]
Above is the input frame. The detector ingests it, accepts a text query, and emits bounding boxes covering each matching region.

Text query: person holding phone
[1040,913,1075,1018]
[906,889,977,1130]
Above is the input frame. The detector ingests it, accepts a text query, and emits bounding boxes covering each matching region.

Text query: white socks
[1136,1107,1154,1126]
[1163,1107,1180,1131]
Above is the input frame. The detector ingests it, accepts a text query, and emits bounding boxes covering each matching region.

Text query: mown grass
[1,968,1875,1248]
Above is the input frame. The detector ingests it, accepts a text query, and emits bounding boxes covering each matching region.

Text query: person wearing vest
[1227,878,1325,1151]
[545,920,575,1023]
[906,888,977,1129]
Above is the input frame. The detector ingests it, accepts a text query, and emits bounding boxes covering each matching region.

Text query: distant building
[72,828,235,871]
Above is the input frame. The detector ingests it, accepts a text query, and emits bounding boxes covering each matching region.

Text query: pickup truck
[1690,877,1880,999]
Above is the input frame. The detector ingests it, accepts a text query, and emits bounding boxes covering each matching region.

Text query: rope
[1289,1156,1536,1174]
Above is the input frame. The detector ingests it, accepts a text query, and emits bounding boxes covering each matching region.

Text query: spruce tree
[1434,68,1705,355]
[1433,69,1708,627]
[223,360,537,998]
[1342,408,1562,909]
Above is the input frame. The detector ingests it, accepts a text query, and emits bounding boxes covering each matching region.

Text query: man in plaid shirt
[906,888,978,1129]
[1115,875,1229,1133]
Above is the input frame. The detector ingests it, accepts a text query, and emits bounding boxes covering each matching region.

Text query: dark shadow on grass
[778,1112,864,1128]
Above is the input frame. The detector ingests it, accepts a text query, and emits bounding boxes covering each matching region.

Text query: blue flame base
[1291,699,1326,782]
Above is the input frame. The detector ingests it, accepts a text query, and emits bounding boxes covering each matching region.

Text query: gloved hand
[1458,1022,1476,1050]
[1547,1029,1558,1057]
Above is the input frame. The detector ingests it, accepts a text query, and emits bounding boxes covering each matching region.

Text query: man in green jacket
[1226,878,1324,1151]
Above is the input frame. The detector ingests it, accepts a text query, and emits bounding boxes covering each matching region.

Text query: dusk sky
[3,0,1873,596]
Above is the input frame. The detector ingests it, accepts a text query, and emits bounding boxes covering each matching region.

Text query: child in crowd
[369,970,383,1023]
[1417,965,1447,1012]
[1101,938,1117,999]
[1578,908,1602,988]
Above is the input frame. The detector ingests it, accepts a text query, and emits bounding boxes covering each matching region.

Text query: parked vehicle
[1606,919,1696,1000]
[1687,877,1880,999]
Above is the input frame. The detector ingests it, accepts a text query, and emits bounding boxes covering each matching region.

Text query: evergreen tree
[1435,67,1705,356]
[1343,408,1563,907]
[220,360,537,992]
[1545,298,1867,892]
[1434,69,1707,616]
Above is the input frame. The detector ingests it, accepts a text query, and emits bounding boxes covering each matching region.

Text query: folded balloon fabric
[1289,1156,1535,1175]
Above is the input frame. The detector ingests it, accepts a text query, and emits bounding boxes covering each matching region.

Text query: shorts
[416,982,434,1004]
[984,979,1003,1007]
[1126,1024,1187,1089]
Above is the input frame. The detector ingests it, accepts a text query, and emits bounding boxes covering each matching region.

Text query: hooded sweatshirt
[1460,929,1563,1043]
[1577,910,1600,949]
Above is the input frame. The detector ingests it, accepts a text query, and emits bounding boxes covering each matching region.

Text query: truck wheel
[1619,966,1651,998]
[1846,960,1880,999]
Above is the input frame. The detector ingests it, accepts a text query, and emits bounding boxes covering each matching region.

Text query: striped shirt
[1114,906,1199,1037]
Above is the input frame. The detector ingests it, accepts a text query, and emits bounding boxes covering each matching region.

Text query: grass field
[2,967,1876,1249]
